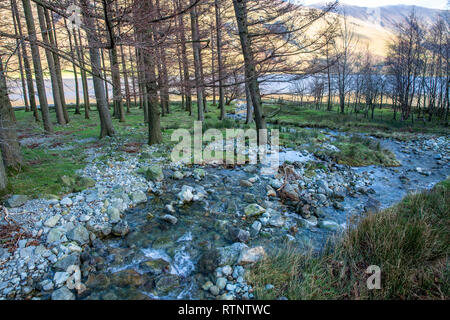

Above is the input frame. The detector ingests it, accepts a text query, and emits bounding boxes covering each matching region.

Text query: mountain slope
[308,3,447,58]
[336,4,446,31]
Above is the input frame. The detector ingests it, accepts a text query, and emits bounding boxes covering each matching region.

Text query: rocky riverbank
[0,130,448,300]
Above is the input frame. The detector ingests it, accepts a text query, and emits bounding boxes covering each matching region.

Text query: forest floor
[0,101,448,300]
[6,100,448,199]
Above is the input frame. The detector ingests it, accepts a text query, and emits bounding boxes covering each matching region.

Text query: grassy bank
[264,102,450,138]
[4,102,237,199]
[248,180,450,300]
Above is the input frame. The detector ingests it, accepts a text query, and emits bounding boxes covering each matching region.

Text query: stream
[82,130,449,300]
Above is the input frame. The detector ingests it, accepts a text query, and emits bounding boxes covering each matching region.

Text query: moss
[332,142,400,167]
[7,148,84,198]
[316,135,401,167]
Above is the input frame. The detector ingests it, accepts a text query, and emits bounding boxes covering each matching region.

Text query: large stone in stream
[112,220,130,237]
[155,274,180,295]
[177,185,194,203]
[47,227,67,243]
[86,221,112,239]
[268,214,285,227]
[44,215,61,228]
[111,269,145,287]
[131,191,147,205]
[278,184,300,202]
[85,273,110,290]
[161,214,178,225]
[198,248,220,274]
[54,253,80,271]
[244,204,266,217]
[139,259,171,275]
[51,286,75,300]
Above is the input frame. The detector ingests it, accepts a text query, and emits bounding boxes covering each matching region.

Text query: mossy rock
[137,165,164,182]
[59,175,75,187]
[73,177,96,192]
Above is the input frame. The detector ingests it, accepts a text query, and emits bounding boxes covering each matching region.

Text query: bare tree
[79,0,115,137]
[386,10,423,121]
[334,9,357,114]
[190,0,204,121]
[0,56,23,169]
[22,0,53,132]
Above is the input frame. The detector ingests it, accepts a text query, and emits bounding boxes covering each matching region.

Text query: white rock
[238,246,266,265]
[44,215,61,228]
[60,198,73,206]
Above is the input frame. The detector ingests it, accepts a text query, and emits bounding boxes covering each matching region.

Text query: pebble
[216,277,227,290]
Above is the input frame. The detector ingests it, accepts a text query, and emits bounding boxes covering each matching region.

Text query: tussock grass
[248,181,450,300]
[331,135,400,167]
[264,103,450,137]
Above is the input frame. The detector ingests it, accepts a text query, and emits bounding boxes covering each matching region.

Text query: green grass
[248,180,450,300]
[6,148,85,198]
[264,102,450,138]
[329,135,400,167]
[6,102,238,198]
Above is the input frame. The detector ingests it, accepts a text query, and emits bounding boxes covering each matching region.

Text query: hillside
[309,3,447,58]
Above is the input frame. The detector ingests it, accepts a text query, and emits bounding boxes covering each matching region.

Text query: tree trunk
[211,25,216,106]
[80,0,115,138]
[48,9,69,123]
[156,53,165,117]
[177,0,192,115]
[64,18,80,114]
[11,3,29,112]
[110,46,125,122]
[12,0,39,122]
[326,43,332,111]
[190,0,204,121]
[21,0,53,133]
[215,0,225,120]
[128,46,138,107]
[175,22,185,111]
[0,57,23,169]
[245,80,253,124]
[232,0,266,143]
[114,0,131,114]
[137,0,162,145]
[101,48,110,110]
[155,0,170,115]
[0,154,7,192]
[75,29,90,119]
[36,5,66,125]
[120,44,131,113]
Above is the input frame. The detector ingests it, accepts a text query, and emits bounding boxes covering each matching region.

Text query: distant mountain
[311,3,446,31]
[305,3,448,58]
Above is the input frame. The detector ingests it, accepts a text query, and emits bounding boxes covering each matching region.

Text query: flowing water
[83,130,449,300]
